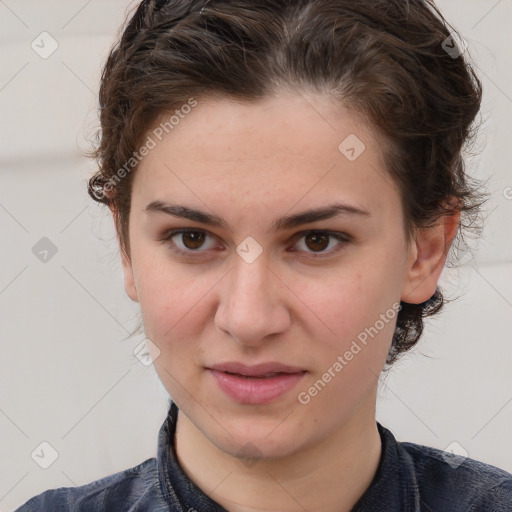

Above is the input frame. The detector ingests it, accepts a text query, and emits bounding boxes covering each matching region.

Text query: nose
[215,255,291,347]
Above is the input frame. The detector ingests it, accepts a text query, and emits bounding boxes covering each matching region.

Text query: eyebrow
[145,200,370,233]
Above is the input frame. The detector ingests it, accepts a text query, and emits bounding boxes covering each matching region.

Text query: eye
[290,230,350,258]
[161,229,220,257]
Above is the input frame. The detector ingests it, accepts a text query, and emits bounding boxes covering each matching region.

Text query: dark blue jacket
[15,400,512,511]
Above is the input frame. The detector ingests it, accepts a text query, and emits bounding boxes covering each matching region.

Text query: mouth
[206,362,307,405]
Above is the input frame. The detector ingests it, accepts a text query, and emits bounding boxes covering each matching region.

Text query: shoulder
[397,437,512,510]
[13,458,169,512]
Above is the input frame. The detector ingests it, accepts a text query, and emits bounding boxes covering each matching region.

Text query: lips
[206,362,307,405]
[209,361,305,377]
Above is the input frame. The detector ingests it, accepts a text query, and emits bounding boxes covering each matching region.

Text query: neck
[174,394,381,512]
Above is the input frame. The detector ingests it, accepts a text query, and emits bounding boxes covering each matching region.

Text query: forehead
[148,93,378,163]
[132,92,400,223]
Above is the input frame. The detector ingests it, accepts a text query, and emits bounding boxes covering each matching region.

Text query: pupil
[306,233,328,252]
[183,232,205,249]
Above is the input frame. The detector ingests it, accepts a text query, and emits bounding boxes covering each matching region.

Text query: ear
[121,248,139,303]
[112,208,139,303]
[401,209,460,304]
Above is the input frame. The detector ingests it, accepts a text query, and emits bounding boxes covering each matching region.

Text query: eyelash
[159,229,351,260]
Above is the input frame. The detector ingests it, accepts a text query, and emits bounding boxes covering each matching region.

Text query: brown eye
[304,232,330,252]
[161,229,219,257]
[292,230,350,258]
[180,231,206,250]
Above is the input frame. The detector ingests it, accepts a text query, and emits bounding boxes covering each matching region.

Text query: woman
[15,0,512,510]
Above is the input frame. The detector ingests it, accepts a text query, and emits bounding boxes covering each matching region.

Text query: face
[121,92,444,460]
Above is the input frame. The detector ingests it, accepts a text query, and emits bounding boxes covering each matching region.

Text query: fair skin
[119,92,459,512]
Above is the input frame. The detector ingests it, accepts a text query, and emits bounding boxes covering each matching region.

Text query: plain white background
[0,1,511,510]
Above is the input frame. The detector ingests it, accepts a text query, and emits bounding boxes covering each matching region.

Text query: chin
[205,412,312,462]
[219,431,305,462]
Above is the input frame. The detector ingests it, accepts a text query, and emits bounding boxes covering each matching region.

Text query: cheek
[134,258,214,398]
[296,261,401,348]
[131,249,210,343]
[295,276,398,421]
[290,257,401,406]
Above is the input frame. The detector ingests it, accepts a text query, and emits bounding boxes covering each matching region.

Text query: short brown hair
[88,0,484,365]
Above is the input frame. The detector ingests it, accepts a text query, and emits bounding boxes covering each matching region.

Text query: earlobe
[401,210,460,304]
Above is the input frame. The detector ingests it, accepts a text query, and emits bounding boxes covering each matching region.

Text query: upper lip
[208,362,306,377]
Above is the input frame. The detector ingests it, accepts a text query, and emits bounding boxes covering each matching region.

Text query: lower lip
[208,369,306,405]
